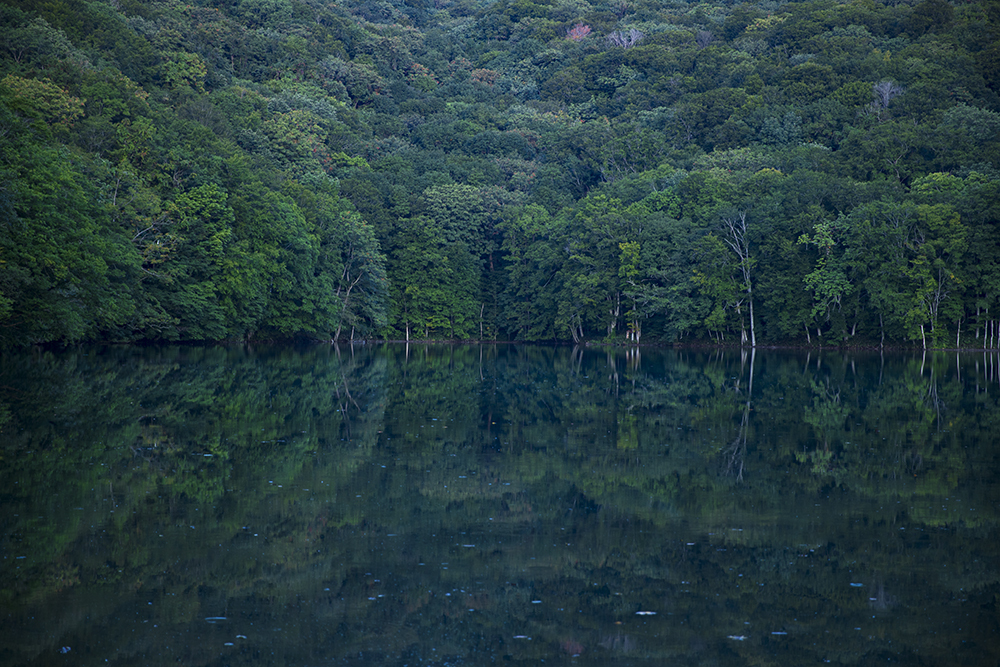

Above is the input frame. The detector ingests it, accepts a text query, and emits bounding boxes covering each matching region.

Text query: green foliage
[0,98,142,345]
[1,74,83,129]
[390,216,479,339]
[0,0,997,347]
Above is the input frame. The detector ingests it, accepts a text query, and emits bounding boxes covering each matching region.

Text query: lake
[1,343,998,666]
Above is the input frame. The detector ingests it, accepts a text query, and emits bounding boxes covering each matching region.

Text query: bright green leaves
[693,233,743,338]
[236,0,293,29]
[0,0,997,350]
[557,194,632,340]
[160,52,207,93]
[1,74,83,131]
[618,241,641,284]
[265,109,332,175]
[498,204,562,341]
[0,141,141,345]
[423,184,488,256]
[800,213,855,324]
[902,203,967,346]
[139,178,392,343]
[390,217,478,340]
[113,116,154,171]
[277,177,389,340]
[333,212,389,339]
[618,240,643,340]
[152,183,236,340]
[834,191,970,347]
[176,184,235,264]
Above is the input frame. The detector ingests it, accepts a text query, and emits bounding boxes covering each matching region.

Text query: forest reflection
[1,343,998,666]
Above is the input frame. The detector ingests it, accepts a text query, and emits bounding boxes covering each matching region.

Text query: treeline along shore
[1,0,998,348]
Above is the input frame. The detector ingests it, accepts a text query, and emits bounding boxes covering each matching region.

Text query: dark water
[1,343,999,666]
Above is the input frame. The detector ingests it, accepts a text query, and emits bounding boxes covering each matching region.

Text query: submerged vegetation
[1,0,999,347]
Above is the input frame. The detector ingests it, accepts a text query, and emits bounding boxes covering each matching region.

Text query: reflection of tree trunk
[608,349,619,396]
[724,403,749,481]
[627,346,640,371]
[926,364,942,428]
[867,576,897,612]
[723,347,754,482]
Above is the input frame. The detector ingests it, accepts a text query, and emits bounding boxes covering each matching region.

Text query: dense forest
[3,345,999,664]
[1,0,999,347]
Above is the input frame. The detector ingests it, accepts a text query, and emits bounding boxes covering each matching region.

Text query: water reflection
[1,344,999,666]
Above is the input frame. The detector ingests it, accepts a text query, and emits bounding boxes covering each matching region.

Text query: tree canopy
[1,0,998,347]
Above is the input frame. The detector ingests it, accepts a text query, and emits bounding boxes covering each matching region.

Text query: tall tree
[721,211,756,347]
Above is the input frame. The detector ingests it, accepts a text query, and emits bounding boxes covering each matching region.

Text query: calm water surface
[1,343,998,666]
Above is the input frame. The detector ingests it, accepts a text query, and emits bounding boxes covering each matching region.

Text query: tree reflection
[1,345,998,666]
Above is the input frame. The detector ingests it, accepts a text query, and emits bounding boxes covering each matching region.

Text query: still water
[1,343,998,666]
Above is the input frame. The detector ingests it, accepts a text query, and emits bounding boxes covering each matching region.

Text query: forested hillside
[1,0,998,347]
